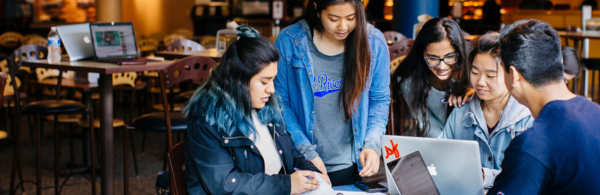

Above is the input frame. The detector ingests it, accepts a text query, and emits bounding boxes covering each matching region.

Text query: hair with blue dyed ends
[183,26,282,138]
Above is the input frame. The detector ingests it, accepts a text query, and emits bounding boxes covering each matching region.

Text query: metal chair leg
[128,129,139,175]
[36,114,42,195]
[141,131,147,153]
[89,110,97,195]
[9,113,23,195]
[54,114,60,195]
[123,126,130,195]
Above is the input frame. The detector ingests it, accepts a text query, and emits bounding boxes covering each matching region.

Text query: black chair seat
[21,100,87,115]
[176,90,195,102]
[133,112,187,131]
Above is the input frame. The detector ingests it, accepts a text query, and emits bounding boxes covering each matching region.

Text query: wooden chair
[8,44,97,195]
[167,142,187,195]
[163,34,186,48]
[132,56,217,173]
[0,73,7,140]
[167,39,205,52]
[25,36,48,46]
[389,39,414,62]
[0,32,24,47]
[173,28,194,39]
[22,34,45,44]
[138,38,159,55]
[383,31,407,45]
[580,59,600,103]
[199,36,217,49]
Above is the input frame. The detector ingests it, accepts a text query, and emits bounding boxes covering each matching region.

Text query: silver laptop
[57,23,95,61]
[381,135,484,195]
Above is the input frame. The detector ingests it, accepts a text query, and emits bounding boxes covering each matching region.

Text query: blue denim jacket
[273,19,390,170]
[439,95,533,188]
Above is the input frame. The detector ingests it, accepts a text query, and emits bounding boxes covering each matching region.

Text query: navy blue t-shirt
[488,96,600,195]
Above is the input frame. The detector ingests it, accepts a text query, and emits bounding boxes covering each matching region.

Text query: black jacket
[184,115,319,195]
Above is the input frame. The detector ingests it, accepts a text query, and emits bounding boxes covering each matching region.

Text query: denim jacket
[185,114,319,194]
[439,95,533,188]
[273,19,391,170]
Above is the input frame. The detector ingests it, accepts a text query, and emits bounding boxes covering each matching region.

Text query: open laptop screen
[90,22,138,59]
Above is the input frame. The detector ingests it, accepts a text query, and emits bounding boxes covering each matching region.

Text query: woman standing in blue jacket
[184,26,322,194]
[274,0,390,186]
[439,32,534,188]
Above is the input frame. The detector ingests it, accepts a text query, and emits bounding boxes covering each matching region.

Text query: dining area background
[0,0,600,194]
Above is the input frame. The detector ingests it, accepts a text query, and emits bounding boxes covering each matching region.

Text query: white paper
[301,174,335,195]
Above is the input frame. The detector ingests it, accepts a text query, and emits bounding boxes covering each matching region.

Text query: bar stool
[8,44,97,195]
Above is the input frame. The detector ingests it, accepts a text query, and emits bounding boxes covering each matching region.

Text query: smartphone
[355,181,387,193]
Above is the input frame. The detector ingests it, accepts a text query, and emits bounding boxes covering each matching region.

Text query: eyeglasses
[424,53,459,67]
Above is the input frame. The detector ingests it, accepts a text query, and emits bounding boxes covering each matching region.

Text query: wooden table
[154,48,223,61]
[22,60,173,195]
[557,31,600,97]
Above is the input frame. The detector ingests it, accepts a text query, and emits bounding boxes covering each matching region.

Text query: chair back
[167,39,205,52]
[138,38,159,52]
[389,39,413,61]
[36,68,75,81]
[581,59,600,102]
[3,74,20,96]
[25,36,48,46]
[9,44,48,69]
[113,72,137,88]
[7,44,68,111]
[22,34,45,45]
[163,34,186,47]
[0,32,24,46]
[173,28,194,39]
[200,36,217,49]
[383,31,407,45]
[0,73,6,100]
[158,56,217,150]
[167,142,187,195]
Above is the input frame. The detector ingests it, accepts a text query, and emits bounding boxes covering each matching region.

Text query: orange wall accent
[122,0,195,38]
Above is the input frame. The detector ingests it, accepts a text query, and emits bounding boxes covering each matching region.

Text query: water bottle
[47,26,61,63]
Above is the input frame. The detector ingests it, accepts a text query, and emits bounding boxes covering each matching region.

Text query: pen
[293,167,313,180]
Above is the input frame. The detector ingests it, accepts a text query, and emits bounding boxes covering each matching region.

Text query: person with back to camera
[391,17,474,138]
[487,19,600,194]
[273,0,390,186]
[439,32,534,189]
[183,26,323,195]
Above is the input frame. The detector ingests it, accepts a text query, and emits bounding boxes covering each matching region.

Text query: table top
[155,48,223,59]
[22,60,174,74]
[557,31,600,39]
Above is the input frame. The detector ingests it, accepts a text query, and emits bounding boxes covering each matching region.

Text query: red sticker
[384,140,399,159]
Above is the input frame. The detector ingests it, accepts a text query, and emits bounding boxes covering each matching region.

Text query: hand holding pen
[290,168,320,194]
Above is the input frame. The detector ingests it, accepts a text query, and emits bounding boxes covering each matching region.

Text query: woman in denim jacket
[184,26,322,195]
[439,32,534,188]
[273,0,390,186]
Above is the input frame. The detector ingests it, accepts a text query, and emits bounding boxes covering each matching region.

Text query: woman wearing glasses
[391,17,471,137]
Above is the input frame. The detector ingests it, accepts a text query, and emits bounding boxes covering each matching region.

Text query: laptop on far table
[56,23,95,61]
[381,135,485,195]
[89,22,148,65]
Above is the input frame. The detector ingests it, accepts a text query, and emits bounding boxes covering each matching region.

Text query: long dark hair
[184,26,282,138]
[391,17,469,137]
[304,0,371,121]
